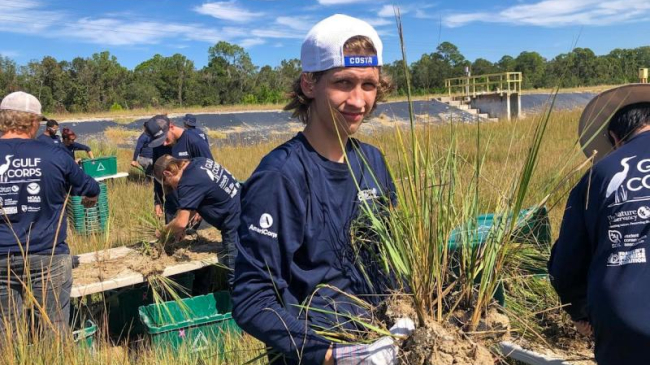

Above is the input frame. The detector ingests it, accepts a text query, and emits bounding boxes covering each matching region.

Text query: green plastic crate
[446,206,551,306]
[68,183,109,235]
[108,273,194,339]
[73,320,97,349]
[139,292,240,356]
[81,156,117,179]
[447,206,551,250]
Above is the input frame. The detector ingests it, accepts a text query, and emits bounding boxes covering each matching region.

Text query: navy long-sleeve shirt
[232,133,396,365]
[37,133,62,146]
[176,157,240,237]
[152,130,212,219]
[64,141,91,159]
[549,131,650,365]
[186,127,209,145]
[133,133,153,160]
[0,138,99,255]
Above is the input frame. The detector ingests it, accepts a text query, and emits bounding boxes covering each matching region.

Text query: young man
[183,114,209,144]
[0,91,99,335]
[131,124,154,176]
[61,128,94,161]
[153,155,240,285]
[549,84,650,364]
[232,15,413,365]
[37,118,62,145]
[144,114,212,223]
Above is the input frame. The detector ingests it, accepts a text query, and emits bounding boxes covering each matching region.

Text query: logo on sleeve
[248,213,277,239]
[260,213,273,229]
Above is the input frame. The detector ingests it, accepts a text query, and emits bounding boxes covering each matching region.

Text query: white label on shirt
[607,248,646,267]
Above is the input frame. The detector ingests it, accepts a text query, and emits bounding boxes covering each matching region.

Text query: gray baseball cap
[144,114,171,148]
[1,91,46,120]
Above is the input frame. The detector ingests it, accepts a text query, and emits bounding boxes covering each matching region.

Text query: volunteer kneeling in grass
[232,14,414,365]
[153,155,240,286]
[549,84,650,365]
[0,91,99,336]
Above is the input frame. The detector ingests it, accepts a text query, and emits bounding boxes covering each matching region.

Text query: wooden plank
[75,246,134,265]
[95,172,129,182]
[71,248,218,298]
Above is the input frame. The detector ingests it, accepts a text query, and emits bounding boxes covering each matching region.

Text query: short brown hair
[284,35,393,124]
[0,110,39,134]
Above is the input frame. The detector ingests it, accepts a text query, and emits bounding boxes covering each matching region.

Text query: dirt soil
[512,310,595,364]
[378,298,508,365]
[73,228,223,284]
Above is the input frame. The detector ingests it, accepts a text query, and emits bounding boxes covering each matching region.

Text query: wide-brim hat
[579,84,650,162]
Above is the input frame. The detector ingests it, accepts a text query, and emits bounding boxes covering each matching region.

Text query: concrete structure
[469,93,521,121]
[440,72,523,121]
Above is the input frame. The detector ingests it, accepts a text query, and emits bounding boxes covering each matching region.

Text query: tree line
[0,41,648,113]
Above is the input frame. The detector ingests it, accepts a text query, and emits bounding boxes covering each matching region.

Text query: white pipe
[499,341,572,365]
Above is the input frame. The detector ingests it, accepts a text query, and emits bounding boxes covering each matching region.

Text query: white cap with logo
[301,14,383,73]
[0,91,44,118]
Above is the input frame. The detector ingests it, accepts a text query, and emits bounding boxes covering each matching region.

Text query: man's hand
[131,160,139,168]
[189,212,202,226]
[574,320,593,337]
[328,318,416,365]
[155,204,163,218]
[81,195,98,208]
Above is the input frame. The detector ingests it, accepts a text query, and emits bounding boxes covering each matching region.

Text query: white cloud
[414,9,436,19]
[194,1,264,22]
[0,50,19,58]
[239,38,266,48]
[378,5,399,18]
[0,0,65,35]
[317,0,372,5]
[444,0,650,27]
[251,29,304,39]
[362,17,393,27]
[0,0,307,50]
[275,16,314,32]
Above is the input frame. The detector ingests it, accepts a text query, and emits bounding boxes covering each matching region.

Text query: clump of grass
[205,128,227,140]
[105,127,141,144]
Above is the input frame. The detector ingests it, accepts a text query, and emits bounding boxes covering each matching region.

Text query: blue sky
[0,0,648,69]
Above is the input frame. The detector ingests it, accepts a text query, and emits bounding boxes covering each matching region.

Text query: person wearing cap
[0,91,100,335]
[61,128,94,162]
[131,124,154,177]
[37,118,62,145]
[232,14,414,365]
[153,155,240,286]
[144,114,212,223]
[548,84,650,364]
[183,114,209,145]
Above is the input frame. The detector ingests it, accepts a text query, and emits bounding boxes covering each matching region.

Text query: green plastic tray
[139,292,240,356]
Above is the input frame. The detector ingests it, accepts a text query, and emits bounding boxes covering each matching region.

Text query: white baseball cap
[0,91,45,119]
[301,14,383,72]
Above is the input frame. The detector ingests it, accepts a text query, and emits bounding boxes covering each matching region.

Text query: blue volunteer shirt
[64,141,91,159]
[177,157,240,238]
[232,133,396,365]
[133,133,153,160]
[0,139,99,255]
[549,131,650,365]
[37,133,62,146]
[152,130,213,220]
[187,127,209,145]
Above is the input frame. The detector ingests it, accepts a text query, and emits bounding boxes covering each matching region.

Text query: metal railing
[445,72,523,98]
